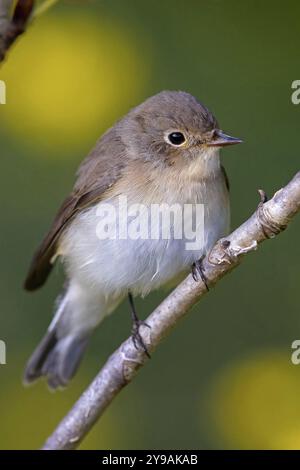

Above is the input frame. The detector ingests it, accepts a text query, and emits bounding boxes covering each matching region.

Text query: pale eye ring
[165,131,186,146]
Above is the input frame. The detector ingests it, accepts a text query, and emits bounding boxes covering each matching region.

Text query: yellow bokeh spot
[207,350,300,449]
[1,13,149,157]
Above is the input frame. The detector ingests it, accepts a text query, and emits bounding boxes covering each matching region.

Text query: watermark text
[0,340,6,365]
[0,80,6,104]
[291,80,300,105]
[95,196,205,251]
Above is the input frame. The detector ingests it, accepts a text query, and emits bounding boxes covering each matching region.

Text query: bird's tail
[24,327,90,390]
[24,281,116,389]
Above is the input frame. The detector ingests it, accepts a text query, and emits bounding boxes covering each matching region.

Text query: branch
[33,0,59,18]
[42,171,300,450]
[0,0,34,63]
[0,0,13,58]
[0,0,61,64]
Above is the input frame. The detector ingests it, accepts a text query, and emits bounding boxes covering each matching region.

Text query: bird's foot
[192,255,209,291]
[131,319,151,358]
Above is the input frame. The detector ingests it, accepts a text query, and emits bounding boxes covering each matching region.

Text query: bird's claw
[131,320,151,358]
[192,256,209,291]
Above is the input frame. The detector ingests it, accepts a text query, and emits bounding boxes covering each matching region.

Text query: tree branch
[0,0,34,62]
[42,171,300,450]
[33,0,59,18]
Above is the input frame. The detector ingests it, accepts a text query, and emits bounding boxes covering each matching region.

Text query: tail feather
[24,329,57,384]
[24,329,89,389]
[24,281,115,389]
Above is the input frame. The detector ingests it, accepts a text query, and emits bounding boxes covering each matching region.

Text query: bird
[23,90,242,389]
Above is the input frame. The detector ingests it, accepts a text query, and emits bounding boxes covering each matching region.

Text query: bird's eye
[167,132,186,146]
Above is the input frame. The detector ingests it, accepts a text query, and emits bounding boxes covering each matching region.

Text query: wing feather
[24,127,125,291]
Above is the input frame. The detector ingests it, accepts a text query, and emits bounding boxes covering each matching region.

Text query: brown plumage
[24,90,221,291]
[23,90,241,388]
[24,127,126,291]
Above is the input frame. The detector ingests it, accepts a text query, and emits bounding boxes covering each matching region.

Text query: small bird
[23,91,242,389]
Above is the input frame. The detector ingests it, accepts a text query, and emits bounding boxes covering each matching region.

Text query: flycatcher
[24,91,242,389]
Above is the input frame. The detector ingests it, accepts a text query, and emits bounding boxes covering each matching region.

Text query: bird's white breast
[60,158,230,298]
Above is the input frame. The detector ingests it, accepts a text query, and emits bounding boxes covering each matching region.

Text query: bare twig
[0,0,35,62]
[33,0,59,18]
[0,1,14,52]
[42,172,300,450]
[0,0,60,63]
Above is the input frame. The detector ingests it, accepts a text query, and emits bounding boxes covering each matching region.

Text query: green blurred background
[0,0,299,450]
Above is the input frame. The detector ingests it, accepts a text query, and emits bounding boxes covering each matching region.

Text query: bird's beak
[206,130,243,147]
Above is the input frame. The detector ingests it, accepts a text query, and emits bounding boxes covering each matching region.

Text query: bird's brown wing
[24,127,126,291]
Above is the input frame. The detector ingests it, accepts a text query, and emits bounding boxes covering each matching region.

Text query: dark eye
[167,132,186,146]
